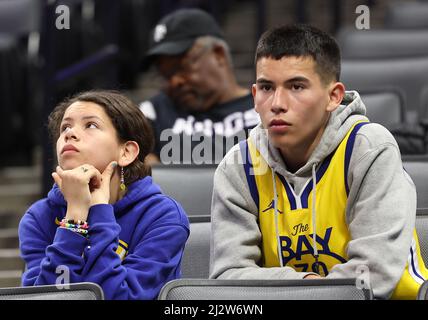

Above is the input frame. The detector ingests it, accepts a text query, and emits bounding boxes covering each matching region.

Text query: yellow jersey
[239,121,427,299]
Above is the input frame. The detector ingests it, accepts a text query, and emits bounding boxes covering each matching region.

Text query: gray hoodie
[209,91,417,299]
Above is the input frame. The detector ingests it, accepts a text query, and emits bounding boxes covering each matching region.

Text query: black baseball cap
[145,8,224,60]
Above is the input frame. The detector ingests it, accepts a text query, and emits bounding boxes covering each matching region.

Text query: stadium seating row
[336,20,428,155]
[152,162,428,216]
[2,207,426,300]
[1,275,427,300]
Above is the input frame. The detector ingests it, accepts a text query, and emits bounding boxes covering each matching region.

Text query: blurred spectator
[139,8,258,164]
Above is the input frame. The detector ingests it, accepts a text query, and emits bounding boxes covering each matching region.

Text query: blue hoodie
[18,176,189,300]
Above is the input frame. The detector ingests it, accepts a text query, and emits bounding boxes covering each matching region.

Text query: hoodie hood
[249,90,368,180]
[47,176,162,216]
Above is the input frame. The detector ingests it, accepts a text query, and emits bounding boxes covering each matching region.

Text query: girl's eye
[61,124,71,132]
[86,122,98,129]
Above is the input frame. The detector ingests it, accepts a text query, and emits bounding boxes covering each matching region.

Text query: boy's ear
[118,141,140,167]
[252,84,259,113]
[326,81,345,112]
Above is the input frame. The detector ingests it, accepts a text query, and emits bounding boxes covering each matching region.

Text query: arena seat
[158,278,372,300]
[403,162,428,208]
[418,280,428,300]
[385,1,428,29]
[359,90,404,129]
[0,282,104,300]
[337,28,428,60]
[181,216,211,279]
[341,57,428,123]
[416,209,428,269]
[151,164,217,216]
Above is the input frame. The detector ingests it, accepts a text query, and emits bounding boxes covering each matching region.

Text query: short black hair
[255,24,341,84]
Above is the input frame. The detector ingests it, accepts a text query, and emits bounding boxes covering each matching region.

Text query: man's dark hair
[255,24,341,84]
[48,90,155,184]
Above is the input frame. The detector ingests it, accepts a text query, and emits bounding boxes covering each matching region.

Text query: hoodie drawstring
[272,164,320,273]
[271,169,284,267]
[311,164,320,274]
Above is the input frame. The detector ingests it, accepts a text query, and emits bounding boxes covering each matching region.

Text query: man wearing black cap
[139,8,258,164]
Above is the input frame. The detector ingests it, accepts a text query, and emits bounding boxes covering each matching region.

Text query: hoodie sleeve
[81,202,189,300]
[326,123,416,299]
[210,146,316,280]
[19,210,87,286]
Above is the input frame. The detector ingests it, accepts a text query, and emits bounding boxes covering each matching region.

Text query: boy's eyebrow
[256,78,273,84]
[256,76,310,85]
[284,76,310,84]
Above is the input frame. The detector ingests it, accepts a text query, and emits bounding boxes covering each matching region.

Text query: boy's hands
[304,274,323,279]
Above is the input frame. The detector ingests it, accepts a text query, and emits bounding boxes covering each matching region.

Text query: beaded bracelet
[59,221,89,230]
[61,219,89,229]
[60,218,89,237]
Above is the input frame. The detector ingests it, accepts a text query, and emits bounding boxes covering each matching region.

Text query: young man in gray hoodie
[209,24,427,299]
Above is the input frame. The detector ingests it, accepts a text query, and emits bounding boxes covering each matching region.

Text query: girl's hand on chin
[52,164,102,221]
[90,161,118,206]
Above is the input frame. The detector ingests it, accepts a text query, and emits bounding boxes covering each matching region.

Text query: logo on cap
[153,24,167,43]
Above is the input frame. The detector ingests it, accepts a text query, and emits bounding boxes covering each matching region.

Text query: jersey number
[294,262,329,276]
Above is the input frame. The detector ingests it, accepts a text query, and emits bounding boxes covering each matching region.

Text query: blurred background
[0,0,427,288]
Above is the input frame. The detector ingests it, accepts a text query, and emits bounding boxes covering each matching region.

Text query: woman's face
[56,101,123,171]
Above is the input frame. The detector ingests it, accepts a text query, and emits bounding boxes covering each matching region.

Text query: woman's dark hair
[255,24,341,84]
[48,90,155,184]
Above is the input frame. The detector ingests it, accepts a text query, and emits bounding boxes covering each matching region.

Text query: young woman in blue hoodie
[18,90,189,300]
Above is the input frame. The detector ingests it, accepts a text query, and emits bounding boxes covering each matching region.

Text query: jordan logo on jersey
[262,200,283,214]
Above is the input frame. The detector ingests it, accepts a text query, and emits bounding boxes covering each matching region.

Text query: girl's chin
[59,161,105,172]
[59,160,86,171]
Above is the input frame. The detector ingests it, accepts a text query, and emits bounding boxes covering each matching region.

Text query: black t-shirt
[139,92,259,164]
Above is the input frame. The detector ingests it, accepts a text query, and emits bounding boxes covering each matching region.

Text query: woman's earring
[120,166,126,191]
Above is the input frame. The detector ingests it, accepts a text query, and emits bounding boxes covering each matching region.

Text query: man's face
[156,43,224,112]
[252,56,340,155]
